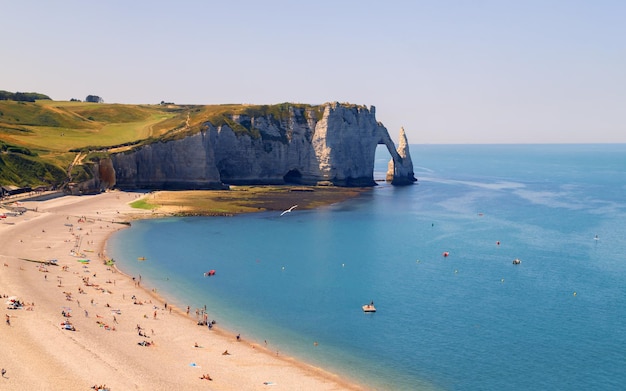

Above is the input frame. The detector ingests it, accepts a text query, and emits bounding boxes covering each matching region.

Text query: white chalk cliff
[108,102,416,189]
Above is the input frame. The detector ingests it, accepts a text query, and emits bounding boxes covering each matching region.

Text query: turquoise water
[107,144,626,390]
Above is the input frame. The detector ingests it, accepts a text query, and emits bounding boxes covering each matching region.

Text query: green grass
[1,102,179,151]
[130,199,158,210]
[0,152,67,186]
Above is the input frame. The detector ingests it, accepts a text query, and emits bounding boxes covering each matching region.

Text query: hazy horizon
[3,1,624,144]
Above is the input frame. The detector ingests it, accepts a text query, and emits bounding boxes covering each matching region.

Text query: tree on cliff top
[85,95,103,103]
[0,90,51,102]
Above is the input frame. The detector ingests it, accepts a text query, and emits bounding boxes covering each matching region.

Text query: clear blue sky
[2,0,625,144]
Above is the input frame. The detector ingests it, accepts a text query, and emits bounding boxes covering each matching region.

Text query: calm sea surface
[108,144,626,390]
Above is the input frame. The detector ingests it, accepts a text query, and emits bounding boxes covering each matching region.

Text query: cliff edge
[107,102,416,189]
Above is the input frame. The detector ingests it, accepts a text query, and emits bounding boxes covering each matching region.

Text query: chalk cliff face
[109,102,416,189]
[110,132,224,189]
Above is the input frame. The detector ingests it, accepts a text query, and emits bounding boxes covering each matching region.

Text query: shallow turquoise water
[108,144,626,390]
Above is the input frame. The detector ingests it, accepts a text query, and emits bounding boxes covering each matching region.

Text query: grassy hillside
[0,99,328,189]
[0,100,185,187]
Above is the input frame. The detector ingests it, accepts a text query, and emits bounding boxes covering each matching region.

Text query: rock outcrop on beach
[108,102,416,189]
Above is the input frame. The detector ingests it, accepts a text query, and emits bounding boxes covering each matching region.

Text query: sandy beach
[0,191,365,391]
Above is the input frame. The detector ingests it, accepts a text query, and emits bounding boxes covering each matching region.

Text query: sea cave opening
[283,169,302,184]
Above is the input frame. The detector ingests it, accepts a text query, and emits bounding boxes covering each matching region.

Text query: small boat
[512,258,521,265]
[138,257,146,261]
[362,301,376,312]
[204,270,216,277]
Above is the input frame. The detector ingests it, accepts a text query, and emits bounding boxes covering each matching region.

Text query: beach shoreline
[0,190,366,390]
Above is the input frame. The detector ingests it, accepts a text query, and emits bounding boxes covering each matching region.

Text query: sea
[107,144,626,391]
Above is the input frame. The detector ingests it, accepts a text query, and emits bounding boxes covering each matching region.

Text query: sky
[2,0,625,144]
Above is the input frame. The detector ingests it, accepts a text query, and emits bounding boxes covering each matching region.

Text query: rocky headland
[88,102,416,191]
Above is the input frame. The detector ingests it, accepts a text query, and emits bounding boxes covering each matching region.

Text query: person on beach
[5,314,9,326]
[1,368,6,377]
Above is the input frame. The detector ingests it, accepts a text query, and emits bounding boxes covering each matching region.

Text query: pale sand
[0,191,366,391]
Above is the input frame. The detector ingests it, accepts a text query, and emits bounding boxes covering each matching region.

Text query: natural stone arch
[106,102,416,190]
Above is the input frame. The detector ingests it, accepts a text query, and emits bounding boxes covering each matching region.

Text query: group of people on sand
[61,319,76,331]
[200,373,213,381]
